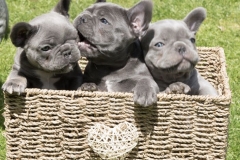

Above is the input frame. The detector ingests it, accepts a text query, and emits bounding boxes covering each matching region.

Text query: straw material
[3,47,231,160]
[88,122,138,159]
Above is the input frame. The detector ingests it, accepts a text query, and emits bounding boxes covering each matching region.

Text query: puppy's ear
[96,0,106,3]
[10,22,36,48]
[183,7,206,33]
[53,0,71,17]
[127,0,153,37]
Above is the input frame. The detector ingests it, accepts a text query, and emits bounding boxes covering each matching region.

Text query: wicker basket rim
[20,88,230,101]
[10,46,230,103]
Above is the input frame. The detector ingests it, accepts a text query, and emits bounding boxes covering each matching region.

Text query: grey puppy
[2,0,82,94]
[0,0,8,42]
[73,0,159,107]
[141,7,218,96]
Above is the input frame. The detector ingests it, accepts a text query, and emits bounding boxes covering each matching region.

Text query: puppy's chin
[77,37,119,63]
[58,63,76,73]
[156,60,195,82]
[151,64,193,83]
[76,32,99,58]
[43,63,76,74]
[175,59,195,73]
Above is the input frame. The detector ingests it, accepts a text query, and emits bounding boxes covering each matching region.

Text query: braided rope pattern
[3,47,231,159]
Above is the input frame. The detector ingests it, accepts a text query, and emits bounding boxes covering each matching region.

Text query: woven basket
[3,47,231,160]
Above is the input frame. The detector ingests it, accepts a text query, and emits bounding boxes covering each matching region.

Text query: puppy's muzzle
[80,17,88,24]
[62,50,71,58]
[77,13,93,25]
[59,44,73,59]
[178,46,186,55]
[174,42,187,55]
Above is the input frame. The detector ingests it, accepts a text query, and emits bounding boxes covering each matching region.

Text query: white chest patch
[105,80,114,92]
[35,70,60,90]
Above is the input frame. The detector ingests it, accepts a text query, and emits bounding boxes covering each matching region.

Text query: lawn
[0,0,240,159]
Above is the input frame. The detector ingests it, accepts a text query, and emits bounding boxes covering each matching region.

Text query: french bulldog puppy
[0,0,8,42]
[141,7,218,96]
[73,0,159,107]
[2,0,82,94]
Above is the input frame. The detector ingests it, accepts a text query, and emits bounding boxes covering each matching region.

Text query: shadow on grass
[0,26,10,130]
[0,81,5,130]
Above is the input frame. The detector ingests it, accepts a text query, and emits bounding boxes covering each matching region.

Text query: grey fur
[141,7,218,96]
[73,0,159,107]
[2,0,82,95]
[0,0,8,42]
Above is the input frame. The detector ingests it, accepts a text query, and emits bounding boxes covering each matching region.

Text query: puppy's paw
[2,78,27,95]
[133,79,158,107]
[163,82,190,94]
[133,86,158,107]
[80,83,98,91]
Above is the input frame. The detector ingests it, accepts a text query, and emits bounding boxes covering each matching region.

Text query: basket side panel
[4,94,43,159]
[4,47,231,160]
[3,93,230,160]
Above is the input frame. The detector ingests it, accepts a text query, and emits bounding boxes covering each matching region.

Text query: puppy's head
[73,0,152,65]
[141,7,206,82]
[10,0,80,74]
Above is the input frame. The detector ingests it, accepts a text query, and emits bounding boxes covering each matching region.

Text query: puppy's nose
[178,46,186,55]
[80,14,93,24]
[174,42,187,55]
[80,17,87,23]
[63,51,71,58]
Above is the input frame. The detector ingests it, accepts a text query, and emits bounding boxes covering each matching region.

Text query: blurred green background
[0,0,239,159]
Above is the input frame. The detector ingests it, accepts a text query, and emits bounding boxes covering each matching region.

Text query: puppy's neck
[92,40,141,69]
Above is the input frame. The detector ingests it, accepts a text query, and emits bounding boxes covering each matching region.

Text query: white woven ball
[87,122,139,159]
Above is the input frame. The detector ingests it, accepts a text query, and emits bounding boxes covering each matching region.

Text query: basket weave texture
[3,47,231,160]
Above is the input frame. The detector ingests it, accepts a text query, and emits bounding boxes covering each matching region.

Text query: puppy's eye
[190,38,195,43]
[100,18,110,25]
[154,42,164,47]
[41,46,51,52]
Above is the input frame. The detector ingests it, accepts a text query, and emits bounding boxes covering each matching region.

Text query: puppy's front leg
[133,78,159,107]
[2,64,27,95]
[197,76,218,96]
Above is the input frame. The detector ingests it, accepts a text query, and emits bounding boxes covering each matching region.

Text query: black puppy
[73,0,159,107]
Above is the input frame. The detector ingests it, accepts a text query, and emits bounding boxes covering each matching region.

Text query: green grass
[0,0,240,159]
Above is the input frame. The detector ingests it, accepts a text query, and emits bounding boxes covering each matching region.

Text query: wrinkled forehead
[30,12,74,30]
[29,12,77,44]
[150,20,192,39]
[83,2,127,19]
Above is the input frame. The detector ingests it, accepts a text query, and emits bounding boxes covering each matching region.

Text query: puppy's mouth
[41,61,76,74]
[59,63,76,73]
[161,60,195,75]
[77,32,97,49]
